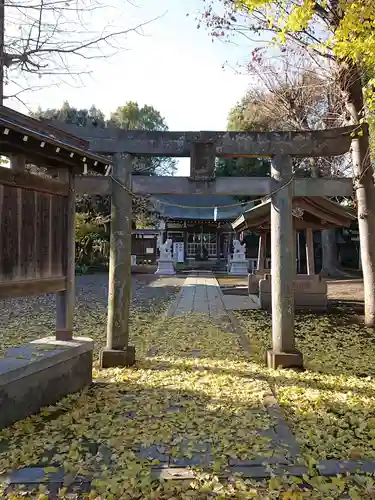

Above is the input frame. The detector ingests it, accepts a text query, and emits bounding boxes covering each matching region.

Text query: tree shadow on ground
[239,304,375,378]
[0,365,297,480]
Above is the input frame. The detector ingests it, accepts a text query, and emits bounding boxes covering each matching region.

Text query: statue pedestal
[155,259,176,276]
[229,259,248,276]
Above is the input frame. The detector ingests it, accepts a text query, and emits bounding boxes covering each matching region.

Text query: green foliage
[228,95,281,132]
[75,213,109,271]
[33,100,177,228]
[216,156,271,178]
[32,101,106,128]
[233,0,375,72]
[109,101,167,131]
[33,100,177,177]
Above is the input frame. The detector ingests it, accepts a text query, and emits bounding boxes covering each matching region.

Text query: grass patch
[237,309,375,463]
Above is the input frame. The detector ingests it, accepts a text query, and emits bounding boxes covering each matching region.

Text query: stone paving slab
[167,273,227,317]
[6,458,375,493]
[317,459,375,475]
[222,294,260,311]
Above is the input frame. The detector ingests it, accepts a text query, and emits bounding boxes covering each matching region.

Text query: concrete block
[259,275,327,311]
[229,260,249,275]
[155,260,176,275]
[0,467,65,485]
[247,272,268,294]
[267,350,304,370]
[99,346,135,368]
[0,467,91,496]
[0,336,93,429]
[170,441,211,467]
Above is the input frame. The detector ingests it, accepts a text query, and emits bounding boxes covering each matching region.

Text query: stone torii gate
[56,123,355,370]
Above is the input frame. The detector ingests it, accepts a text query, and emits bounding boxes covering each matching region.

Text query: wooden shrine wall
[0,167,69,298]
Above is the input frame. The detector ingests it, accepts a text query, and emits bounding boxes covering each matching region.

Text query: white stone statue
[159,238,172,261]
[155,237,175,275]
[229,239,248,275]
[232,239,246,261]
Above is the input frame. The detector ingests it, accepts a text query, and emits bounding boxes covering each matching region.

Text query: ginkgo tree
[200,0,375,325]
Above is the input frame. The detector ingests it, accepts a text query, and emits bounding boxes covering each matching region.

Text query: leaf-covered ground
[1,276,375,498]
[0,276,277,499]
[237,308,375,464]
[0,308,289,499]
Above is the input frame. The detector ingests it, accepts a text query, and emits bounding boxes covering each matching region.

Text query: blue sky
[8,0,254,175]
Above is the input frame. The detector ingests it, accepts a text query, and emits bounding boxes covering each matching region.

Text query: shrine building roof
[151,194,253,221]
[0,106,110,173]
[232,196,356,232]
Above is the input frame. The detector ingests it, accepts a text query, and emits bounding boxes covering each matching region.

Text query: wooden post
[257,232,266,272]
[100,153,135,368]
[56,168,75,341]
[305,228,315,275]
[267,154,303,369]
[9,155,25,281]
[10,155,26,173]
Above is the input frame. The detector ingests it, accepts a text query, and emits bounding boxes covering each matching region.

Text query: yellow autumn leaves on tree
[235,0,375,70]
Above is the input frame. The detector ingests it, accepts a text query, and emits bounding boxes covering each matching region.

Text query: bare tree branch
[1,0,164,102]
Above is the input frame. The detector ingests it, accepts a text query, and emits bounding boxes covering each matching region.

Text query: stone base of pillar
[267,349,304,370]
[229,261,249,275]
[100,346,136,368]
[155,260,176,275]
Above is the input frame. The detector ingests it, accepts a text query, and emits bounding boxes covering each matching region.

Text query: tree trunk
[340,62,375,325]
[308,158,340,276]
[320,229,339,276]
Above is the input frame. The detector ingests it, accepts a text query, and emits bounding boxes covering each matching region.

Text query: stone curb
[223,301,304,464]
[5,458,375,491]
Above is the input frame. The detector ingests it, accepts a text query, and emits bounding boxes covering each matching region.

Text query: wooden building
[150,195,252,267]
[232,196,357,274]
[131,228,159,265]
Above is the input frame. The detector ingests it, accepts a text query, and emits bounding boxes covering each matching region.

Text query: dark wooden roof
[151,195,253,221]
[0,106,111,173]
[232,197,356,231]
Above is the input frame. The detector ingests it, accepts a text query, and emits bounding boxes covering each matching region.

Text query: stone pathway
[167,273,260,317]
[167,273,227,317]
[157,272,305,480]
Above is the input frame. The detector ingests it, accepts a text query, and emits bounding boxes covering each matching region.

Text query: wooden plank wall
[131,234,157,264]
[0,169,69,298]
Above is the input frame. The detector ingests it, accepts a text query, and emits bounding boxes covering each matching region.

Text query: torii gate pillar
[267,154,303,369]
[100,153,135,368]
